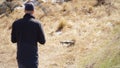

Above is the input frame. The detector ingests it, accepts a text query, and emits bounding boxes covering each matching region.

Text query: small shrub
[56,18,66,32]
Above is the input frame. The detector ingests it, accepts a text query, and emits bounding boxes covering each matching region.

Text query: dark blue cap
[25,3,34,11]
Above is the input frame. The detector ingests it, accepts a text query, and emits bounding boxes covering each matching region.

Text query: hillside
[0,0,120,68]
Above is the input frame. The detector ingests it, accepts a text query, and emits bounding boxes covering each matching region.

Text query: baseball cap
[25,3,34,11]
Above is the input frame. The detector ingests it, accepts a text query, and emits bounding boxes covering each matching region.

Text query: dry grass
[0,0,120,68]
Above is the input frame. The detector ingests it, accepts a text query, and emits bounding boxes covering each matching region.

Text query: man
[11,2,46,68]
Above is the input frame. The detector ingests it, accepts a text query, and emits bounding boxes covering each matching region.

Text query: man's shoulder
[12,18,23,26]
[13,18,23,24]
[31,18,41,25]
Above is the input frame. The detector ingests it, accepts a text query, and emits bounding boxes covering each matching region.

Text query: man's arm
[11,23,17,43]
[37,23,46,44]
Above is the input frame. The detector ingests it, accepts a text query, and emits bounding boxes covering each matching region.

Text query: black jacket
[11,14,46,65]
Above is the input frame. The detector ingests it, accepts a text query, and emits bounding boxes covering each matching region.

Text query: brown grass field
[0,0,120,68]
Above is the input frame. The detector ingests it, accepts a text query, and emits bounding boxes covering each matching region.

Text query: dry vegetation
[0,0,120,68]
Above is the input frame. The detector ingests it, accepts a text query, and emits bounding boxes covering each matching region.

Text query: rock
[0,2,8,15]
[60,40,75,47]
[0,0,23,15]
[86,62,96,68]
[95,0,105,6]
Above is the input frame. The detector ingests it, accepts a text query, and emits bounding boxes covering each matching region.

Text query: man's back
[11,13,45,67]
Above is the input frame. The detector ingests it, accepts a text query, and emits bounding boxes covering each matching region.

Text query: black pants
[17,60,38,68]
